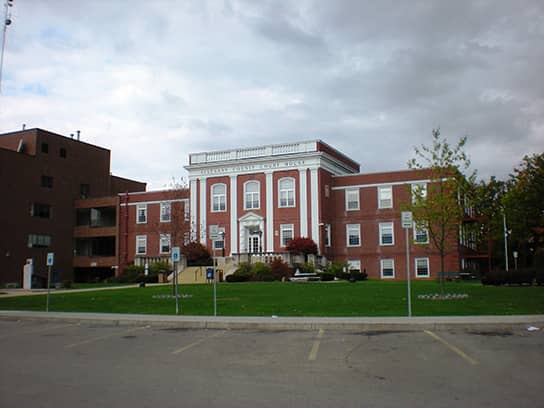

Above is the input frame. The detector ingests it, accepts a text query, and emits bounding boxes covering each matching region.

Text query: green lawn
[0,280,543,316]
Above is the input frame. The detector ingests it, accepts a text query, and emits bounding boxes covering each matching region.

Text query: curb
[1,311,543,332]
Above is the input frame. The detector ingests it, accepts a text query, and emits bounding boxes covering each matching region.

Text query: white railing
[189,141,317,164]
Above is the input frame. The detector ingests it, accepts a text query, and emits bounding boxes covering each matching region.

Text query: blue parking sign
[46,252,54,266]
[206,268,214,280]
[171,247,180,263]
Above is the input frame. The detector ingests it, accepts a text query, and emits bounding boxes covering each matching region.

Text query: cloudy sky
[1,0,542,189]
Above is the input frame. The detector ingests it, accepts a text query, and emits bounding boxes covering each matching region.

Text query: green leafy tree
[408,128,475,294]
[503,153,544,267]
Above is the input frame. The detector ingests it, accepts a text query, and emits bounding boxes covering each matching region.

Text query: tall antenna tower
[0,0,14,94]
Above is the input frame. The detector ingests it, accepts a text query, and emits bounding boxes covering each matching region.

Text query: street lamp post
[0,0,14,94]
[503,210,509,271]
[513,251,518,270]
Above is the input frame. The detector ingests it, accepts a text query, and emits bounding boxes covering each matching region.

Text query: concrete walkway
[0,283,170,298]
[1,310,543,331]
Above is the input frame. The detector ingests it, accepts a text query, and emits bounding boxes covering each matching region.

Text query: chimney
[70,133,74,139]
[22,123,26,130]
[76,130,80,140]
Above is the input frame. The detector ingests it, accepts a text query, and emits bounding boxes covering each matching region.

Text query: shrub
[253,262,274,282]
[228,262,255,282]
[269,258,292,281]
[482,268,535,285]
[301,262,316,274]
[535,249,544,285]
[62,280,73,289]
[318,272,335,281]
[150,261,172,274]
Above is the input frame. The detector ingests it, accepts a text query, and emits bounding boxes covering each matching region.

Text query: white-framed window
[411,182,427,203]
[380,259,395,279]
[211,183,227,212]
[160,202,171,222]
[136,235,147,255]
[160,233,171,254]
[348,259,361,273]
[278,177,295,208]
[183,202,190,222]
[415,257,430,277]
[346,224,361,247]
[378,186,393,209]
[379,222,394,246]
[324,224,331,247]
[136,204,147,224]
[213,228,225,250]
[414,222,429,244]
[345,189,360,211]
[280,224,294,247]
[183,231,190,245]
[244,181,260,210]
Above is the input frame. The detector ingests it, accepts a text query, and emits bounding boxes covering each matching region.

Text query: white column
[190,178,198,242]
[266,171,274,252]
[299,169,308,237]
[310,168,320,248]
[230,175,238,255]
[199,177,207,245]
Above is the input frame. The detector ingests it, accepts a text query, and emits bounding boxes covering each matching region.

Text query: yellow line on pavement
[64,326,147,349]
[308,328,325,361]
[172,331,224,355]
[424,330,478,366]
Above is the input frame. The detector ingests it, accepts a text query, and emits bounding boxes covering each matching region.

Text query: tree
[503,153,544,267]
[286,237,318,256]
[408,128,475,294]
[181,242,213,266]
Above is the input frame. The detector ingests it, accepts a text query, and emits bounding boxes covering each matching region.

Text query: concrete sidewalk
[1,310,543,331]
[0,283,169,298]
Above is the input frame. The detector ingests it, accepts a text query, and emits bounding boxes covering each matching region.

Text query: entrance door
[248,234,261,254]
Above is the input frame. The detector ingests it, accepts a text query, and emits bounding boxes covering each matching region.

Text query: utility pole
[0,0,14,94]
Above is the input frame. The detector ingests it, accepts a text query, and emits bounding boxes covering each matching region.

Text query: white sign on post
[401,211,413,229]
[46,252,54,266]
[171,247,180,263]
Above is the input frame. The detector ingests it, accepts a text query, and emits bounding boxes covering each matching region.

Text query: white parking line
[0,323,78,340]
[64,326,148,349]
[424,330,478,366]
[172,330,225,355]
[308,328,325,361]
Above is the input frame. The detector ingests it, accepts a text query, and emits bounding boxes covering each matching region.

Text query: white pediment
[238,212,264,222]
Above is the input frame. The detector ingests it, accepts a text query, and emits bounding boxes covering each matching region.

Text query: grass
[0,280,543,317]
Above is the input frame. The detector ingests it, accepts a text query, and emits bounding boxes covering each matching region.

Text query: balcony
[189,141,318,165]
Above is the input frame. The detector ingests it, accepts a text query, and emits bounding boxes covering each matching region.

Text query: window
[213,228,225,250]
[80,184,90,199]
[379,222,394,245]
[28,234,51,248]
[378,186,392,208]
[280,224,294,247]
[137,204,147,224]
[414,222,429,244]
[31,203,51,218]
[415,257,430,277]
[278,178,295,208]
[59,148,67,158]
[346,224,361,247]
[211,184,227,212]
[160,202,171,222]
[348,259,361,273]
[324,224,331,247]
[346,189,360,211]
[244,181,260,210]
[160,233,171,254]
[136,235,147,255]
[380,259,395,278]
[41,175,53,189]
[183,231,190,245]
[411,182,427,203]
[41,143,48,153]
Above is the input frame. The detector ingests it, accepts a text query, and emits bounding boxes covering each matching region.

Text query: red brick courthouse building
[0,129,487,285]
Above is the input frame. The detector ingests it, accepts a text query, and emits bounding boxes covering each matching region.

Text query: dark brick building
[0,128,145,286]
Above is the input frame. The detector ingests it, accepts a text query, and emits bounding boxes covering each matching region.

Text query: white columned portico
[189,178,198,242]
[299,169,308,237]
[199,177,207,245]
[310,168,320,249]
[230,175,238,255]
[265,171,274,252]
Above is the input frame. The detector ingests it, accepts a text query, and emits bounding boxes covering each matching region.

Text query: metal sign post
[46,252,54,312]
[214,256,217,317]
[171,247,180,315]
[401,212,413,318]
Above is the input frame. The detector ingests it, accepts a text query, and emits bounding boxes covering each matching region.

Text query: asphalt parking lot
[0,320,542,408]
